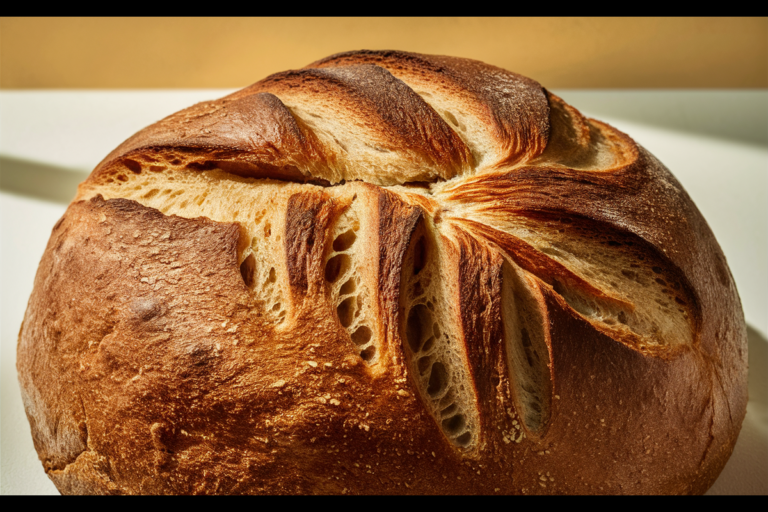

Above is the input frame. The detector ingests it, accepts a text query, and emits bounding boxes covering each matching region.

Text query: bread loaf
[17,50,748,494]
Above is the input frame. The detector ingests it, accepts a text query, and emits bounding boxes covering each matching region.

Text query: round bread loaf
[17,50,747,495]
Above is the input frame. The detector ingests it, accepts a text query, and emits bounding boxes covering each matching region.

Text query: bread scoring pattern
[18,50,746,495]
[77,50,703,453]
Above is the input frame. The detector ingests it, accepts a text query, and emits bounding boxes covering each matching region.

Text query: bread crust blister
[17,50,747,495]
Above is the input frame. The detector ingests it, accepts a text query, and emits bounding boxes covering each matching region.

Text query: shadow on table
[0,156,88,204]
[554,90,768,147]
[707,324,768,495]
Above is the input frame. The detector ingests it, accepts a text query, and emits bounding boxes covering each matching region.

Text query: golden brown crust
[95,92,330,184]
[245,65,474,177]
[18,50,747,495]
[310,50,551,168]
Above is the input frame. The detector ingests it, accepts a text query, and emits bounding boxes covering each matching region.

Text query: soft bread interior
[238,207,288,325]
[399,217,480,449]
[501,259,553,436]
[323,196,380,364]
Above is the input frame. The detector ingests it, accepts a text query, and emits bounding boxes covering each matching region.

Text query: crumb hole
[239,254,256,289]
[333,230,357,252]
[360,345,376,362]
[413,237,426,275]
[325,254,350,283]
[337,296,356,328]
[124,159,142,173]
[441,414,466,435]
[427,362,447,398]
[351,326,372,346]
[455,432,472,447]
[521,327,532,348]
[340,278,356,296]
[406,304,432,353]
[552,279,566,296]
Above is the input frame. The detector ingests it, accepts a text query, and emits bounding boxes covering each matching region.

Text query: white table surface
[1,90,766,495]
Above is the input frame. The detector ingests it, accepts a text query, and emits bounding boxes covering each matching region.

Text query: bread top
[19,51,747,494]
[84,50,696,357]
[94,50,556,185]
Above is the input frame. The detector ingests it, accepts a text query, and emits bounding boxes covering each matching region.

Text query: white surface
[1,90,766,495]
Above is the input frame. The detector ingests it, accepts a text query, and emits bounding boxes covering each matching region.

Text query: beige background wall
[1,17,766,89]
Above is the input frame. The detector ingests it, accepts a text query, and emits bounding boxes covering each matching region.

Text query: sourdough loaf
[17,50,748,495]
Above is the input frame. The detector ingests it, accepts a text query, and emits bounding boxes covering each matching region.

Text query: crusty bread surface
[17,50,748,495]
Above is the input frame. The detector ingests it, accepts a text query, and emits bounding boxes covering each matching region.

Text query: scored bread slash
[17,50,747,495]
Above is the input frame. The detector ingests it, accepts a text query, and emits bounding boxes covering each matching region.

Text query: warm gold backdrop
[1,17,766,89]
